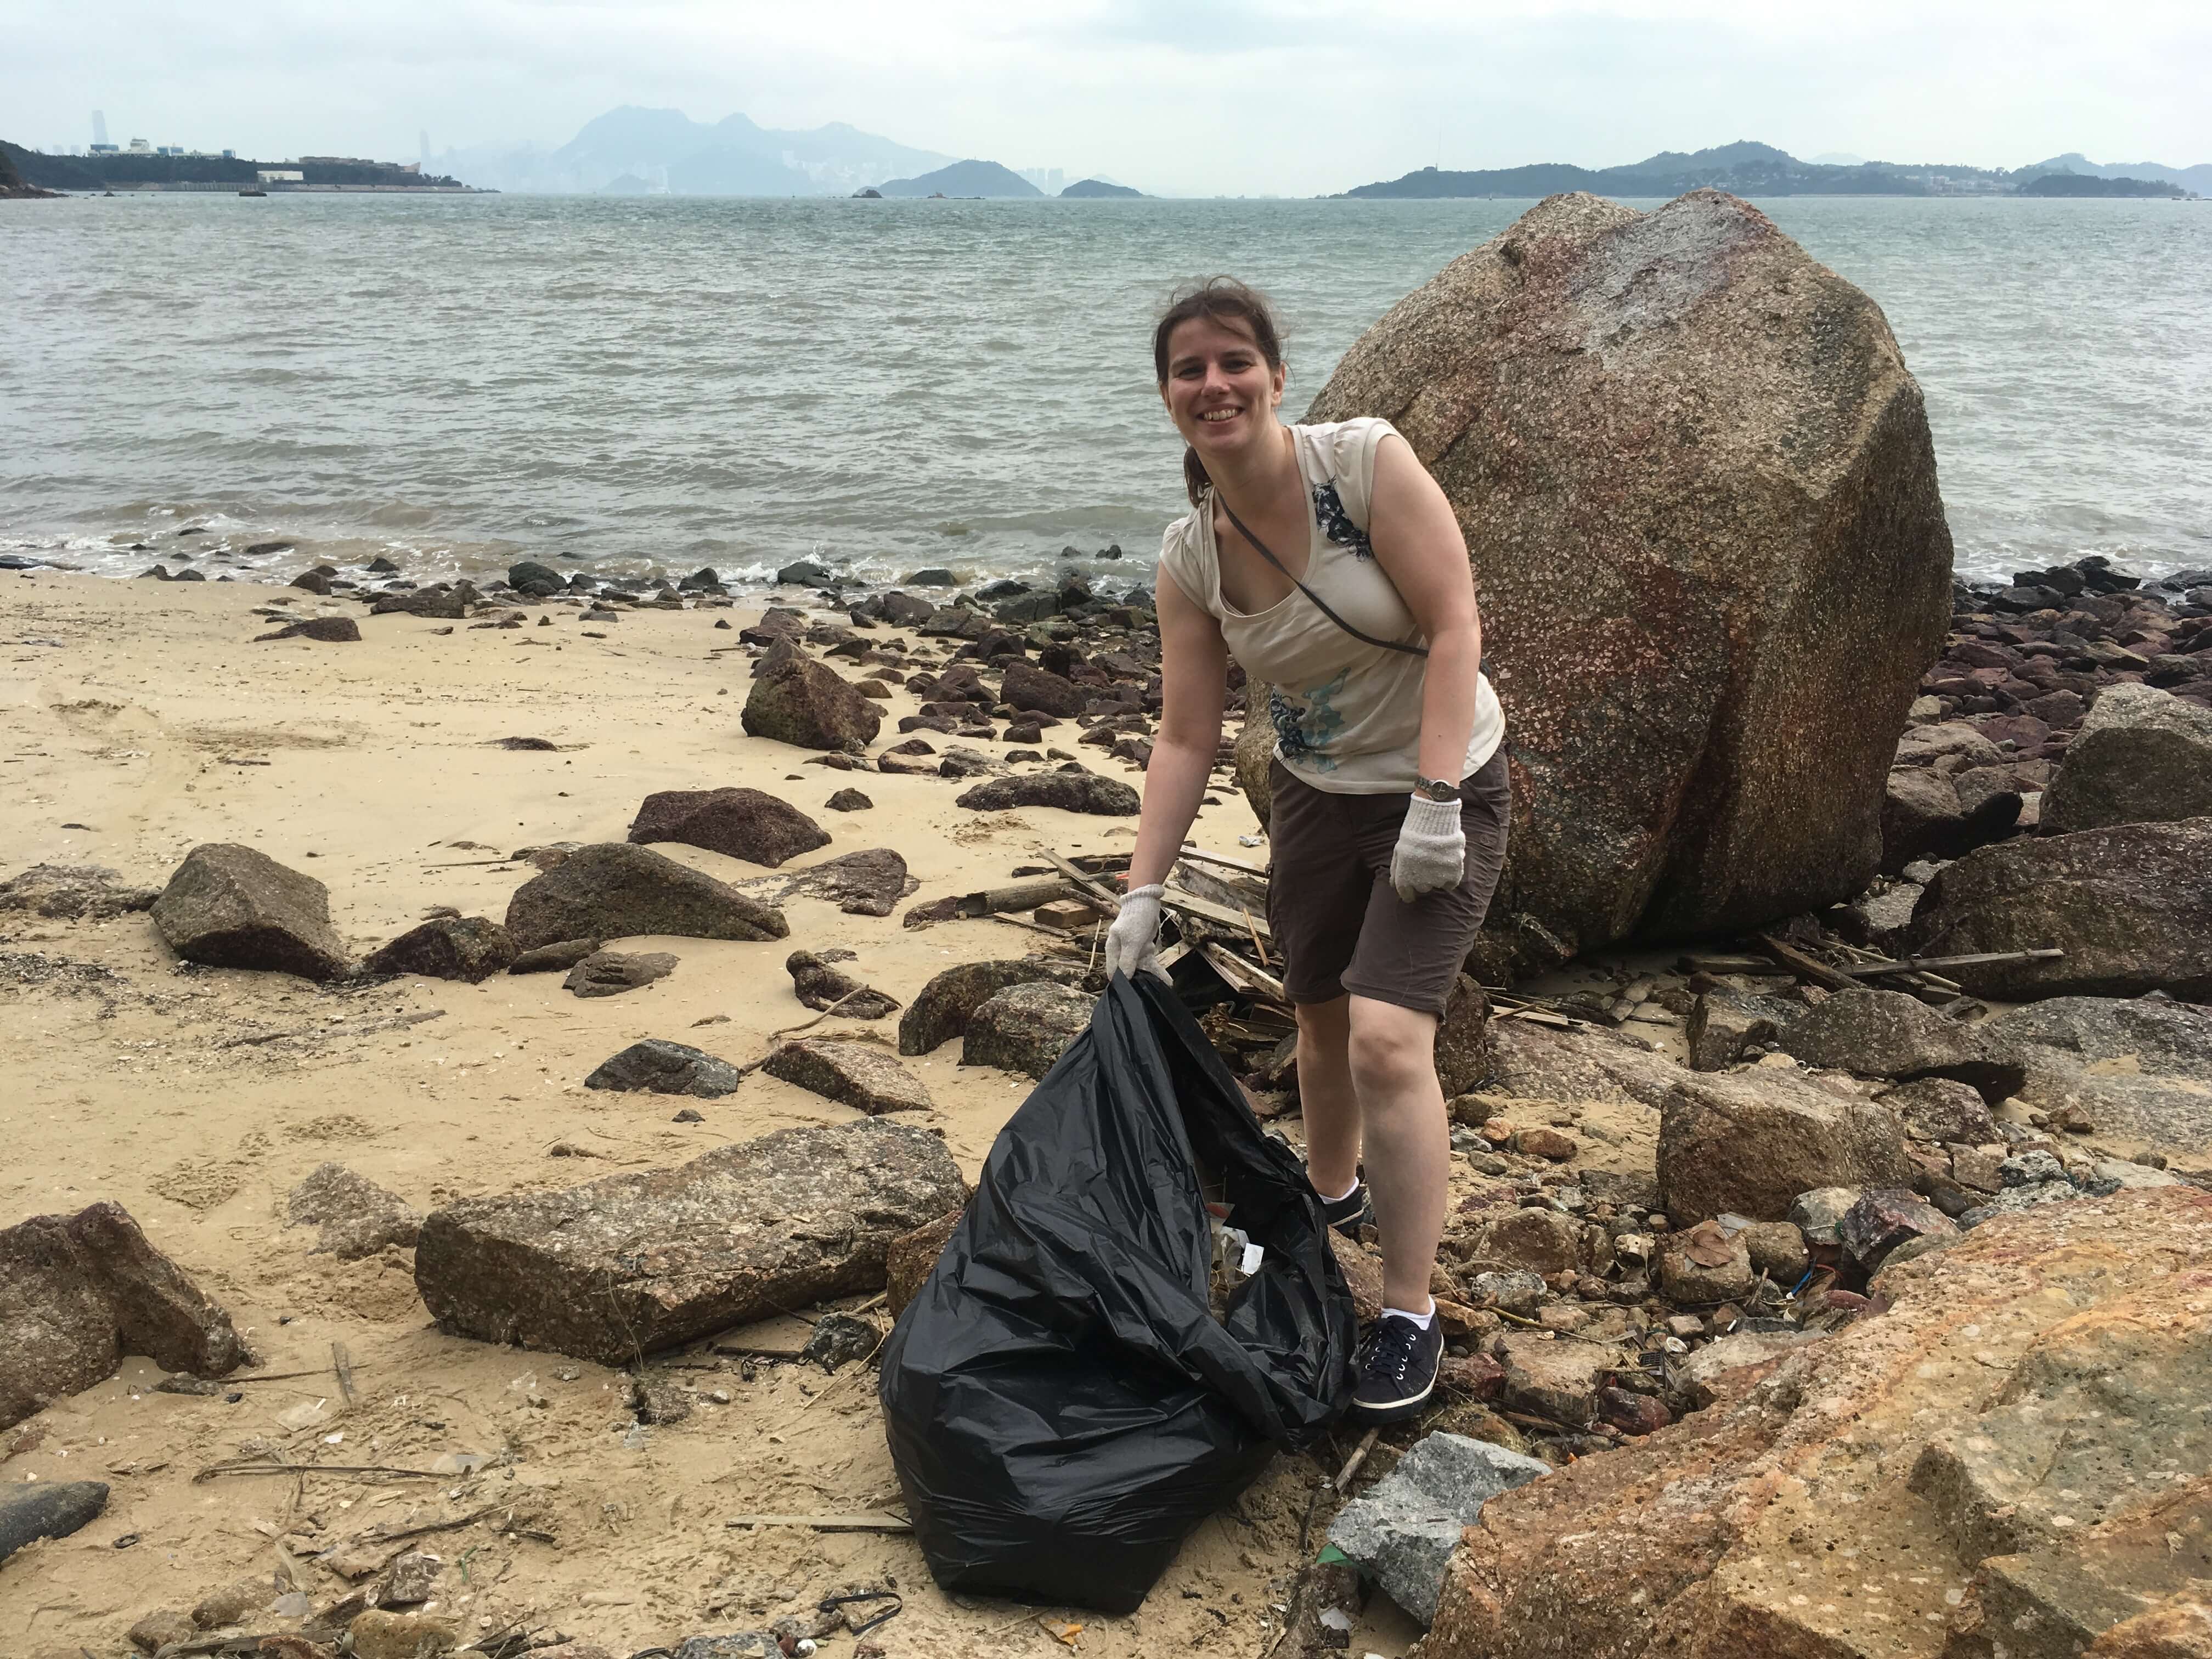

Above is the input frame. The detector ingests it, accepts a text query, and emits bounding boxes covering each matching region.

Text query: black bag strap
[1214,492,1429,659]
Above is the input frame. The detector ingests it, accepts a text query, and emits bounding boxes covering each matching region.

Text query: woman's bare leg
[1345,995,1448,1313]
[1294,995,1359,1198]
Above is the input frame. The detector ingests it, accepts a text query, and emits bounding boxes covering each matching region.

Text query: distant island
[4,139,472,193]
[1337,140,2208,200]
[1,142,59,198]
[2019,173,2186,198]
[1062,178,1142,198]
[878,159,1041,198]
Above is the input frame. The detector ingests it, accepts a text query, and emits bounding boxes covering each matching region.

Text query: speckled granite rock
[413,1120,963,1364]
[151,842,352,980]
[503,842,786,951]
[1300,189,1954,970]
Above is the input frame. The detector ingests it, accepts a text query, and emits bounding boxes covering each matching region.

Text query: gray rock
[760,1038,931,1114]
[1834,876,1923,952]
[1466,1269,1548,1317]
[2041,682,2212,834]
[628,787,831,869]
[1657,1224,1757,1304]
[1881,766,2019,874]
[1326,1434,1550,1625]
[1496,1330,1613,1425]
[954,770,1141,815]
[1482,1018,1688,1108]
[1432,975,1494,1097]
[285,1164,422,1260]
[0,864,159,919]
[1000,660,1087,717]
[1677,1328,1826,1408]
[1977,996,2212,1164]
[563,949,677,997]
[824,788,873,811]
[1,1201,248,1431]
[898,959,1064,1056]
[584,1040,743,1098]
[0,1481,109,1566]
[1778,987,2024,1098]
[362,915,516,983]
[1685,989,1794,1071]
[1660,1070,1911,1224]
[1904,819,2212,1000]
[382,1550,443,1605]
[1876,1076,1998,1144]
[742,655,883,753]
[1786,1186,1861,1245]
[413,1120,966,1365]
[1740,1220,1810,1281]
[757,848,913,917]
[1298,189,1953,963]
[504,842,787,951]
[508,936,601,974]
[797,1311,879,1372]
[962,980,1094,1080]
[1894,721,2005,770]
[786,950,898,1018]
[150,842,352,980]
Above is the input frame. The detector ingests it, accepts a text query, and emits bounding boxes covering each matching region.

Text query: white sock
[1313,1172,1361,1205]
[1383,1301,1436,1329]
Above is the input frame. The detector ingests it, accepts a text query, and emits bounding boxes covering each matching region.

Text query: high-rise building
[92,110,108,146]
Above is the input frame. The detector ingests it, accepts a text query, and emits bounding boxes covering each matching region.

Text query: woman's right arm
[1126,566,1229,891]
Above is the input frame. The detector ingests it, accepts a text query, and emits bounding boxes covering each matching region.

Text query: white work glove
[1104,883,1168,982]
[1389,795,1466,902]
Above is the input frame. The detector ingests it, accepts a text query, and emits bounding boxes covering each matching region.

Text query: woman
[1104,278,1509,1424]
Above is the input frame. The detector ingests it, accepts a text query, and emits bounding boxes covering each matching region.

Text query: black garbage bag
[879,972,1357,1613]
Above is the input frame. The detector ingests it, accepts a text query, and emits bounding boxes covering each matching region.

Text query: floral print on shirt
[1311,482,1374,559]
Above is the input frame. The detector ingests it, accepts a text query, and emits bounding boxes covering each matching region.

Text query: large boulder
[627,787,831,869]
[1421,1187,2212,1659]
[1657,1069,1914,1224]
[150,843,353,980]
[2041,682,2212,834]
[1776,986,2025,1099]
[1904,819,2212,1000]
[1,1202,249,1431]
[413,1120,964,1364]
[1300,190,1953,968]
[503,842,787,951]
[741,656,883,753]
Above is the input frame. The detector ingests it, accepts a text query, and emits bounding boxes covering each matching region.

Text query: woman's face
[1160,315,1285,467]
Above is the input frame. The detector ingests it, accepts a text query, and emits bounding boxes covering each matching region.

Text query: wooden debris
[723,1511,912,1533]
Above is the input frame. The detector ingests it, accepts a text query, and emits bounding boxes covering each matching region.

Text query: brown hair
[1153,278,1285,506]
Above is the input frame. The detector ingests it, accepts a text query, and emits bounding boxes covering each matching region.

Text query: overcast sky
[8,0,2209,195]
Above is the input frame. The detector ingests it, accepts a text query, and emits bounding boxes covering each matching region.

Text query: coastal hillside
[1339,139,2207,198]
[2021,172,2188,198]
[879,158,1042,197]
[1062,177,1143,198]
[4,139,99,191]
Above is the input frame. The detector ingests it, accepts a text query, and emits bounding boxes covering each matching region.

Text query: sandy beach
[2,568,1447,1657]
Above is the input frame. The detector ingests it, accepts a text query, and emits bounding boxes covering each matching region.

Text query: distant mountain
[1339,140,2209,200]
[1062,178,1142,198]
[878,159,1041,198]
[443,106,953,195]
[2019,153,2212,194]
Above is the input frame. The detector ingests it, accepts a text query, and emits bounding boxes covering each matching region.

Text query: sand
[0,571,1435,1657]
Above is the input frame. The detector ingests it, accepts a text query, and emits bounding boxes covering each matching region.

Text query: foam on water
[4,193,2208,596]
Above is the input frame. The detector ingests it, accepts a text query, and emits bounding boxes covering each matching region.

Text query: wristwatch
[1413,775,1460,802]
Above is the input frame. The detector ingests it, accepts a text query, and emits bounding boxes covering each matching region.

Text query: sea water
[4,193,2207,592]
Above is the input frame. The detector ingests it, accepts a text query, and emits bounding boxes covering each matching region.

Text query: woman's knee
[1295,995,1350,1047]
[1345,998,1437,1097]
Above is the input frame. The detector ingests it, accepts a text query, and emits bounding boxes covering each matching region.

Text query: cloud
[2,0,2205,194]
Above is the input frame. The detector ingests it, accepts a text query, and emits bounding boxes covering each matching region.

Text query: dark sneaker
[1350,1312,1443,1424]
[1318,1179,1373,1240]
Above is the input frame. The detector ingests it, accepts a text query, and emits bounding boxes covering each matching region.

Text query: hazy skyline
[8,0,2210,197]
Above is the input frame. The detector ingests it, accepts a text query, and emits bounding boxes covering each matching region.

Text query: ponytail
[1182,446,1212,507]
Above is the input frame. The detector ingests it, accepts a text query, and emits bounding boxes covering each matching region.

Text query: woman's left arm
[1365,434,1483,786]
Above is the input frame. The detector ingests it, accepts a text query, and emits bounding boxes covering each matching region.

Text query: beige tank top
[1158,417,1505,796]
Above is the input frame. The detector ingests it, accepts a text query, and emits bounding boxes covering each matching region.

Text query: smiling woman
[1103,275,1509,1429]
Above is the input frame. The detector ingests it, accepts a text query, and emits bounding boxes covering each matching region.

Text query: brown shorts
[1265,750,1511,1017]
